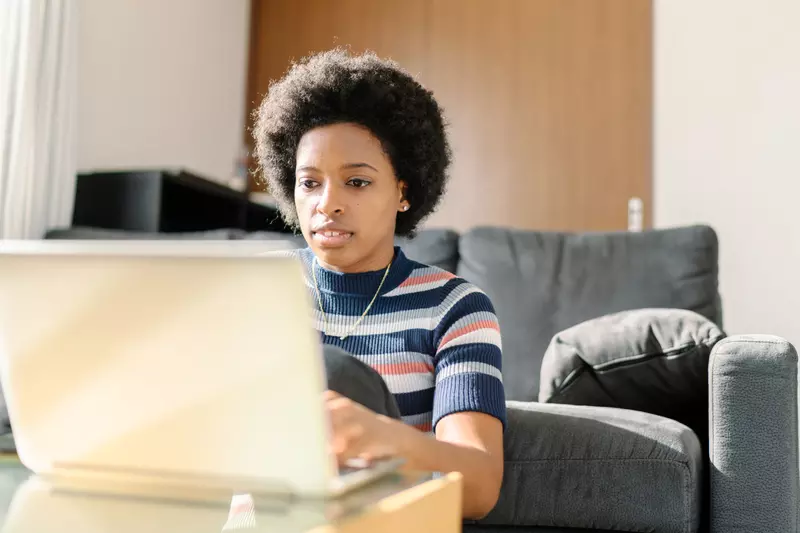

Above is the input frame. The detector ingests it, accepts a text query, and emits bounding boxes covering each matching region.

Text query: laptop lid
[0,241,336,496]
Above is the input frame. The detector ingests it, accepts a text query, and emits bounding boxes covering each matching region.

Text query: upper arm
[431,282,507,430]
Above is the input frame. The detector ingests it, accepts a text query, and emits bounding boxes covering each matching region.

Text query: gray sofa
[41,224,799,533]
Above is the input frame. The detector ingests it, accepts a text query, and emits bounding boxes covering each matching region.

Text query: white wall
[77,0,251,183]
[655,0,800,343]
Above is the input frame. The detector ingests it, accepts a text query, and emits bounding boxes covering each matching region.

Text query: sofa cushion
[476,402,702,533]
[397,228,460,273]
[457,225,721,402]
[241,228,461,273]
[538,308,724,439]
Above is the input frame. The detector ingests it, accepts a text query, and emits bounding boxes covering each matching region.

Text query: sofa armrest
[478,402,702,532]
[709,334,799,533]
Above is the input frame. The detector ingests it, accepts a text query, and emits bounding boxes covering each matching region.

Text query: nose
[316,181,345,216]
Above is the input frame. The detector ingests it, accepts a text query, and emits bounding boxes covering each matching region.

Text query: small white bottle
[628,197,644,232]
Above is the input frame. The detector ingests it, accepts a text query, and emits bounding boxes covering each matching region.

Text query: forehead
[296,123,388,168]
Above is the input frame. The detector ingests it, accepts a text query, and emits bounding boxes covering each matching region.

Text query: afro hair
[252,48,451,237]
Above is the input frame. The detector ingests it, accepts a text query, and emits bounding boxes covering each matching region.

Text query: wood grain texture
[245,0,652,231]
[247,0,427,114]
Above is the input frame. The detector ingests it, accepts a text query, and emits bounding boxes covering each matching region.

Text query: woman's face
[294,122,408,273]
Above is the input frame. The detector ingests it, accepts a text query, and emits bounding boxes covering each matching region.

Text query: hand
[324,390,400,465]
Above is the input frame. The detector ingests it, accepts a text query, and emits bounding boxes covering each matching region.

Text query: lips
[312,229,354,247]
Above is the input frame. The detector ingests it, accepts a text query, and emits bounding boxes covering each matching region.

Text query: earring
[402,204,409,212]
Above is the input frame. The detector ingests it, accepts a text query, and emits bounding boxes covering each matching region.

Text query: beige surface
[78,0,251,185]
[655,0,800,346]
[246,0,652,232]
[0,250,334,496]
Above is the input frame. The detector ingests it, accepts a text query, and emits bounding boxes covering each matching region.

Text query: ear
[397,180,410,213]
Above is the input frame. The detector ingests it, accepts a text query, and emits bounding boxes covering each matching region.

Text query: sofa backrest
[455,225,722,402]
[42,224,721,404]
[396,229,461,273]
[243,228,463,273]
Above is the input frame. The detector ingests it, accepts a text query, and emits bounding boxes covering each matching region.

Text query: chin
[309,241,356,269]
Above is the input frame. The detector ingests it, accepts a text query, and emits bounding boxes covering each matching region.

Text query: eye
[347,177,371,188]
[297,178,319,190]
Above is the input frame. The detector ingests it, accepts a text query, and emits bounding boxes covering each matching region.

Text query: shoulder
[386,254,496,318]
[383,259,459,298]
[395,262,500,345]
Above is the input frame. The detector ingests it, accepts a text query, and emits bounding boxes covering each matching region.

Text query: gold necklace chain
[312,257,393,341]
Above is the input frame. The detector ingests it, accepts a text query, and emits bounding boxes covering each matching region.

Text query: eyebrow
[296,162,379,173]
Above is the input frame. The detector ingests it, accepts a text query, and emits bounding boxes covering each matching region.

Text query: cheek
[294,194,315,227]
[358,198,397,230]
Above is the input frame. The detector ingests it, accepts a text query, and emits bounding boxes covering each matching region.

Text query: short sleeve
[431,282,506,430]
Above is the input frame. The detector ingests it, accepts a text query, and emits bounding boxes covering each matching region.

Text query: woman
[253,48,505,519]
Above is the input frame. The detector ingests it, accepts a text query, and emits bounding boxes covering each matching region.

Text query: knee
[322,344,399,419]
[322,344,376,389]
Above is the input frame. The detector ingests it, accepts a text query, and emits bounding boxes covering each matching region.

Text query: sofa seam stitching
[506,458,691,465]
[551,365,585,395]
[716,339,793,348]
[549,333,725,400]
[712,350,797,360]
[592,333,725,372]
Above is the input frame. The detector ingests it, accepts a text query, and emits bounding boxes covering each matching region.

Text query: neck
[317,244,395,274]
[302,246,411,298]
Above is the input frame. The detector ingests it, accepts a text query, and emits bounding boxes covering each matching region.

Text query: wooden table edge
[309,471,464,533]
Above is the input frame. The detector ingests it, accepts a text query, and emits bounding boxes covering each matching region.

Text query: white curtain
[0,0,78,240]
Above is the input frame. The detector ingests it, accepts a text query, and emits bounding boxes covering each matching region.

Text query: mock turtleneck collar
[298,246,414,297]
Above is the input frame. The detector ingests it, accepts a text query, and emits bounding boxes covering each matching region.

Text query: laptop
[0,240,401,502]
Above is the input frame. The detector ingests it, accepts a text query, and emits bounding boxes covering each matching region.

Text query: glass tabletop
[0,455,434,533]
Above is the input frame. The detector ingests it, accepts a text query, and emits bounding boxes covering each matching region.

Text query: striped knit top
[295,246,506,433]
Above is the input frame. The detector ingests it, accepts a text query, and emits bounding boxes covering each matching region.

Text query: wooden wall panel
[247,0,427,128]
[246,0,428,191]
[246,0,652,232]
[422,1,522,230]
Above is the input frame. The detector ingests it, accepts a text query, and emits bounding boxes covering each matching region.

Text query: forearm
[382,415,502,519]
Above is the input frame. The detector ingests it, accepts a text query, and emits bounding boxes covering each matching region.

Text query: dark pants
[322,344,402,420]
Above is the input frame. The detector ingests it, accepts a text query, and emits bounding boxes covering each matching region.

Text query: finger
[329,414,365,443]
[342,456,373,469]
[325,392,355,413]
[334,443,390,467]
[335,443,366,466]
[325,396,356,422]
[336,445,387,467]
[330,423,367,459]
[323,390,341,401]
